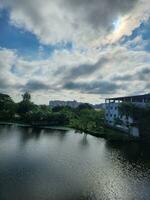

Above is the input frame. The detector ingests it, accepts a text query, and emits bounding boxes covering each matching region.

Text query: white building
[105,94,150,137]
[49,100,82,108]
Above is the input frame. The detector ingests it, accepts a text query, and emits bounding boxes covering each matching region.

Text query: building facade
[105,94,150,137]
[49,100,82,108]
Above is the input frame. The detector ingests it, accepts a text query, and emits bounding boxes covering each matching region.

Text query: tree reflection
[19,127,43,145]
[79,133,89,148]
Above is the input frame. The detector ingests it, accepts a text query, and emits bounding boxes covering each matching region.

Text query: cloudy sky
[0,0,150,104]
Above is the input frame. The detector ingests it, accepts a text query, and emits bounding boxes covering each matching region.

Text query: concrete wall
[105,102,119,125]
[130,127,139,137]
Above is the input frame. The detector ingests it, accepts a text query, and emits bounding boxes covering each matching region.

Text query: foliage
[17,92,37,120]
[1,92,144,142]
[22,92,31,102]
[104,127,130,142]
[119,102,137,119]
[70,107,105,132]
[76,103,93,110]
[52,106,71,112]
[119,102,150,138]
[0,93,105,133]
[0,93,16,120]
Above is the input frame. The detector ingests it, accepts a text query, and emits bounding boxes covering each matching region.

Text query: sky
[0,0,150,104]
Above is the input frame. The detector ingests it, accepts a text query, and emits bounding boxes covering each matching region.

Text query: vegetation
[0,92,137,142]
[119,102,150,139]
[0,93,16,121]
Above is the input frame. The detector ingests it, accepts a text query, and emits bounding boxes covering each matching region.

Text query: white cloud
[0,48,19,88]
[0,0,150,103]
[0,44,149,104]
[1,0,149,47]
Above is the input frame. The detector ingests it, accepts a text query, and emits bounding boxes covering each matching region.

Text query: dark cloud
[64,0,138,31]
[23,80,50,92]
[145,82,150,90]
[0,77,23,94]
[144,68,150,90]
[69,57,107,79]
[137,67,150,80]
[55,57,108,82]
[0,77,10,89]
[112,74,133,81]
[63,80,124,94]
[111,67,150,82]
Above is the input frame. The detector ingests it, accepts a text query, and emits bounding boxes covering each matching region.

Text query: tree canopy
[119,102,150,138]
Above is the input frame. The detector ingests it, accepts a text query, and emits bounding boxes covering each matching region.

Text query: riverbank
[0,122,72,131]
[0,121,31,127]
[0,121,135,143]
[69,125,134,143]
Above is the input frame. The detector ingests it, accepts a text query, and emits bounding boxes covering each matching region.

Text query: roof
[105,93,150,101]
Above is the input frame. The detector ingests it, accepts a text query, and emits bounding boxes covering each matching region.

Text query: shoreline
[0,121,136,143]
[0,122,72,131]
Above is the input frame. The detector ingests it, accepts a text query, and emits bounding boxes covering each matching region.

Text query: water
[0,125,150,200]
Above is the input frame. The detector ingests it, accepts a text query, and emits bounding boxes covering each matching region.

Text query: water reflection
[0,125,150,200]
[106,141,150,166]
[79,133,89,148]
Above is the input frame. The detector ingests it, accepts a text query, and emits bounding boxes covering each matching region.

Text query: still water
[0,125,150,200]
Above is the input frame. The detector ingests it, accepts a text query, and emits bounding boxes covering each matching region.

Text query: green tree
[0,93,16,120]
[22,92,31,102]
[17,92,36,120]
[77,103,93,111]
[119,102,150,138]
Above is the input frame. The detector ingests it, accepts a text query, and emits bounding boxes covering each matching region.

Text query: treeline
[0,92,105,132]
[1,92,141,142]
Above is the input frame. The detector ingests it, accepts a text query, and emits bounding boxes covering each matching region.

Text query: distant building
[93,103,105,110]
[105,93,150,137]
[49,100,106,109]
[49,100,82,108]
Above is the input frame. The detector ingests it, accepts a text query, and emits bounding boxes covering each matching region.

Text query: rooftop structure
[105,93,150,103]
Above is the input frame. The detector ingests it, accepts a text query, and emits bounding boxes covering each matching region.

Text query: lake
[0,125,150,200]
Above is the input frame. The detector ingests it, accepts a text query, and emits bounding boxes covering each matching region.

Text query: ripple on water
[0,126,150,200]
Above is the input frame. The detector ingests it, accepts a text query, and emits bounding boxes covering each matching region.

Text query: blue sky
[121,19,150,52]
[0,9,73,59]
[0,0,150,104]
